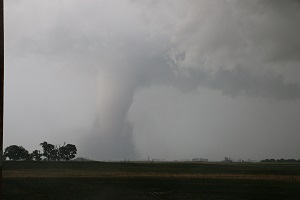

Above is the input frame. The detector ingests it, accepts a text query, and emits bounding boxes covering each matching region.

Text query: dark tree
[25,153,33,161]
[223,157,233,163]
[31,150,43,161]
[4,145,30,161]
[59,144,77,161]
[50,146,60,161]
[40,141,55,161]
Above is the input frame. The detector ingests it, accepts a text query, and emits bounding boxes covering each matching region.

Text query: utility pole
[0,0,4,198]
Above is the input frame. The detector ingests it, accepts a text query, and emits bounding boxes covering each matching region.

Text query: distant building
[192,158,208,162]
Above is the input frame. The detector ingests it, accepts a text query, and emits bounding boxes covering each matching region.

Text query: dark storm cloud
[144,0,300,99]
[209,67,300,100]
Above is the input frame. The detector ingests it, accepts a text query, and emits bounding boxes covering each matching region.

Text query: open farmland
[3,161,300,199]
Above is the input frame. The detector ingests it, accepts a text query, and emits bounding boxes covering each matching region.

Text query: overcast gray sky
[4,0,300,161]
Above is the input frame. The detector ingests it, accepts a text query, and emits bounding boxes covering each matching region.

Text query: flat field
[3,161,300,199]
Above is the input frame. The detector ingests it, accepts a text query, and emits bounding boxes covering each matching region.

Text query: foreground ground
[3,161,300,199]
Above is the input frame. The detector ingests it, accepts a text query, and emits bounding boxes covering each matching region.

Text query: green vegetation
[3,141,77,161]
[3,145,30,161]
[3,161,300,199]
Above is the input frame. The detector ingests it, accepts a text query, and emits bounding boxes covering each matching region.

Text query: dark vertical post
[0,0,4,198]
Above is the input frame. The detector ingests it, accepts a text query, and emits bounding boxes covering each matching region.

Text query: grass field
[3,161,300,199]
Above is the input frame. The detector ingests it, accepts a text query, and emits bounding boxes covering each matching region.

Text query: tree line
[223,157,300,163]
[3,141,77,161]
[260,158,300,163]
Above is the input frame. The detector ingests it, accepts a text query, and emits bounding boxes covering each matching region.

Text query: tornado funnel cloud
[84,67,137,160]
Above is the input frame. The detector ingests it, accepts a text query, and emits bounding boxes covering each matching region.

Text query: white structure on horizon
[192,158,208,162]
